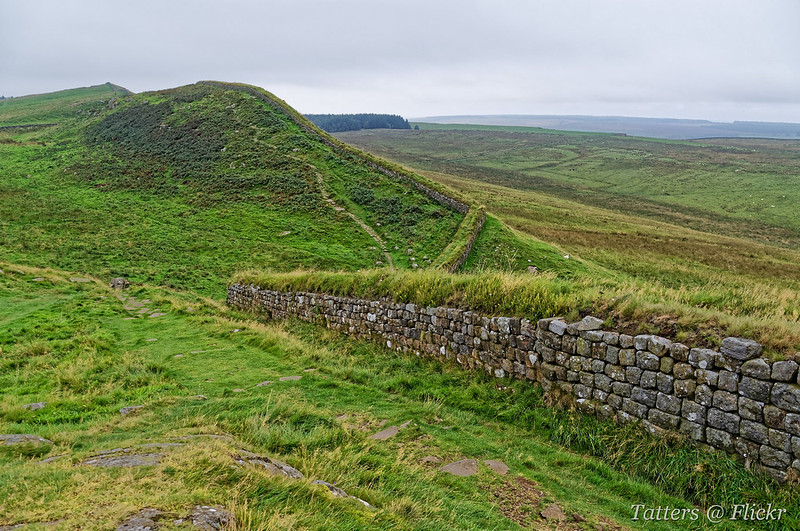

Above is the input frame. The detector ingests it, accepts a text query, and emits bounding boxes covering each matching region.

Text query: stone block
[741,358,771,379]
[706,428,734,450]
[604,364,625,381]
[594,374,612,392]
[678,419,705,441]
[768,429,792,452]
[772,360,798,382]
[622,397,649,419]
[673,362,693,380]
[626,366,643,385]
[759,446,792,469]
[674,379,697,398]
[593,389,609,402]
[659,356,674,374]
[656,373,674,394]
[649,409,680,429]
[717,370,738,392]
[713,390,738,412]
[740,419,769,445]
[669,342,690,362]
[633,335,651,351]
[575,337,591,356]
[632,387,657,408]
[574,384,592,399]
[682,400,706,424]
[619,334,634,349]
[656,392,682,415]
[618,349,636,366]
[764,405,786,429]
[648,336,671,356]
[688,348,716,370]
[772,383,800,413]
[640,370,657,389]
[738,397,764,422]
[548,319,567,336]
[607,393,623,409]
[785,413,800,436]
[612,381,632,397]
[696,369,718,387]
[561,335,576,354]
[602,331,619,346]
[739,376,772,403]
[581,330,605,342]
[720,337,762,361]
[605,346,620,365]
[708,408,740,434]
[576,316,604,331]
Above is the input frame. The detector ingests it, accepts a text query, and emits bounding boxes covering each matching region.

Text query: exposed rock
[439,458,479,476]
[312,480,374,508]
[189,505,234,530]
[279,375,302,381]
[0,434,53,446]
[236,450,304,479]
[369,426,400,440]
[22,402,46,411]
[120,405,143,416]
[484,459,509,475]
[540,502,567,521]
[110,277,130,290]
[419,455,442,464]
[255,381,272,387]
[84,453,163,467]
[116,508,164,530]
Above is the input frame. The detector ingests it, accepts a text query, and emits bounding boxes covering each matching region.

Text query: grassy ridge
[0,83,465,295]
[2,263,797,529]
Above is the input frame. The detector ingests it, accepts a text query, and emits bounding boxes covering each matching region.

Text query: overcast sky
[2,0,799,122]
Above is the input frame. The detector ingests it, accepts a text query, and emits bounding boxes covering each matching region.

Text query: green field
[2,86,800,529]
[3,263,796,530]
[335,127,800,354]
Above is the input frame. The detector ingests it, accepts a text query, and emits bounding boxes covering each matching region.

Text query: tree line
[305,113,411,133]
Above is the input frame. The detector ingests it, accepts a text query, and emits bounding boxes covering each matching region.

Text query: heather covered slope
[0,83,464,295]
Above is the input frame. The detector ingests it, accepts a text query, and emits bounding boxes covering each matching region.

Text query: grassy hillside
[0,83,464,296]
[339,125,800,247]
[2,263,796,529]
[332,128,800,354]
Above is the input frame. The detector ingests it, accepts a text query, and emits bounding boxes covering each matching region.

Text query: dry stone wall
[227,284,800,483]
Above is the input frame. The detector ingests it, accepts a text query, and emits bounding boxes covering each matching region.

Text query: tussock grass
[2,263,797,529]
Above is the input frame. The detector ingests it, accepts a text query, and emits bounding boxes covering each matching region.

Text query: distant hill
[306,113,410,133]
[412,114,800,140]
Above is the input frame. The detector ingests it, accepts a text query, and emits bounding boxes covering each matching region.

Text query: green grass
[0,83,464,297]
[333,128,800,354]
[2,263,797,530]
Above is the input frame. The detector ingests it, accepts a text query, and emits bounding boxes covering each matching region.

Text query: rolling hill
[0,82,466,295]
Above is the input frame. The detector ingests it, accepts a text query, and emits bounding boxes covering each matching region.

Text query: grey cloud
[1,0,799,122]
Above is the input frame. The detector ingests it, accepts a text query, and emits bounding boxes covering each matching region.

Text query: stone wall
[227,286,800,483]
